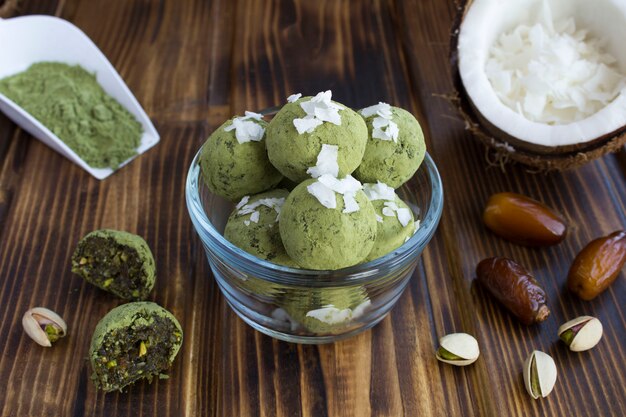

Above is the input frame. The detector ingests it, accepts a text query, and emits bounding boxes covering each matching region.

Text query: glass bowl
[185,140,443,344]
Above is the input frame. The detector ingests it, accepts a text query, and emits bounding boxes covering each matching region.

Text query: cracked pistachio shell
[22,307,67,347]
[436,333,480,366]
[523,350,557,399]
[558,316,603,352]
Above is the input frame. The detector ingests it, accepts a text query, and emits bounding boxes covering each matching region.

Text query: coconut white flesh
[458,0,626,147]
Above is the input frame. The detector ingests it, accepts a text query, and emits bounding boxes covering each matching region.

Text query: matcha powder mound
[0,62,143,169]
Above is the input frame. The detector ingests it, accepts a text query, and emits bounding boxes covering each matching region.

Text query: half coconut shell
[450,0,626,171]
[0,0,19,18]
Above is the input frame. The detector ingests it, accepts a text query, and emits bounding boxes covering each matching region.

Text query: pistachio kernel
[437,347,463,361]
[139,341,147,357]
[22,307,68,347]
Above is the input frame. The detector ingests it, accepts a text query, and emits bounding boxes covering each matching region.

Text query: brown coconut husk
[449,0,626,172]
[0,0,19,17]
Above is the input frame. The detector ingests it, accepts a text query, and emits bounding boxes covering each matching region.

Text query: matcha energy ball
[199,112,283,201]
[363,182,417,262]
[71,229,156,300]
[280,287,371,334]
[354,103,426,188]
[279,176,377,270]
[266,91,367,183]
[224,189,298,268]
[90,302,183,392]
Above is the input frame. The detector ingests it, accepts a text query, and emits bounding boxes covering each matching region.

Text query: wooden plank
[0,0,623,416]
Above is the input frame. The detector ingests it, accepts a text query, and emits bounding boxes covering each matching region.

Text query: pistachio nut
[523,350,557,399]
[435,333,480,366]
[558,316,603,352]
[22,307,67,347]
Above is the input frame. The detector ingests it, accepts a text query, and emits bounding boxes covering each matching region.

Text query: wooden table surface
[1,0,624,416]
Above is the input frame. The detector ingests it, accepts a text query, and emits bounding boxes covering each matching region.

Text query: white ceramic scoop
[0,15,159,180]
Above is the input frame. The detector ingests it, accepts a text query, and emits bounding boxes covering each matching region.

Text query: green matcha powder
[0,62,143,169]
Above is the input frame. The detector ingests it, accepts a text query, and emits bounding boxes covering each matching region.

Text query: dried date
[567,231,626,300]
[476,257,550,325]
[482,192,567,246]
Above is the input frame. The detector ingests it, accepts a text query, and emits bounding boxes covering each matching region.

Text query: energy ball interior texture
[354,106,426,188]
[365,197,416,262]
[265,98,367,183]
[89,302,183,393]
[224,189,299,268]
[71,229,155,300]
[199,116,283,201]
[280,287,371,334]
[279,179,377,270]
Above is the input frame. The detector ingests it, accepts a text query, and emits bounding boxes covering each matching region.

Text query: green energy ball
[363,183,416,262]
[199,113,283,201]
[280,287,371,334]
[279,178,377,270]
[71,229,156,300]
[354,104,425,188]
[265,93,367,183]
[224,189,299,268]
[89,302,183,392]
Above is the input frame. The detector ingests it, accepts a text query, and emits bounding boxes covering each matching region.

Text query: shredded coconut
[224,111,265,143]
[360,102,399,142]
[249,211,260,223]
[293,90,344,134]
[307,144,339,178]
[485,2,626,124]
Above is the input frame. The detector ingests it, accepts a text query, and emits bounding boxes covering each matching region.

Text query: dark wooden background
[0,0,624,416]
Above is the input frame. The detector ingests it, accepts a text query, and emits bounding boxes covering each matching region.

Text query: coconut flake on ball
[306,305,353,324]
[381,200,413,228]
[363,181,396,201]
[224,111,266,144]
[360,102,399,142]
[287,93,302,103]
[237,197,286,223]
[293,90,344,134]
[307,144,339,178]
[307,174,363,213]
[236,195,250,210]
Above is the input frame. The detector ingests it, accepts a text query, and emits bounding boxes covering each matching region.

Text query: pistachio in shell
[558,316,603,352]
[22,307,67,347]
[435,333,479,366]
[523,350,557,399]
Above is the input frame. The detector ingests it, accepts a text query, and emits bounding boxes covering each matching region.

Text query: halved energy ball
[354,103,425,188]
[279,176,377,270]
[71,229,156,300]
[362,182,417,262]
[199,112,283,201]
[224,189,299,268]
[266,91,368,183]
[89,302,183,392]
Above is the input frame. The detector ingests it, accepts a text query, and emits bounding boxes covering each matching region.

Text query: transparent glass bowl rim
[185,145,443,288]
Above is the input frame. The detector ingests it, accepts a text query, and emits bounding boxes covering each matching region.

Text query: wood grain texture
[0,0,624,416]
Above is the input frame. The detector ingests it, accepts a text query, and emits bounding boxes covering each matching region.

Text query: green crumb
[89,302,183,392]
[71,229,156,300]
[437,347,462,361]
[0,62,143,169]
